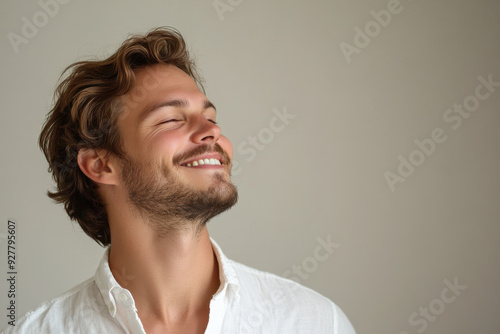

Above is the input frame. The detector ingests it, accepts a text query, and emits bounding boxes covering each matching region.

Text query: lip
[179,153,224,166]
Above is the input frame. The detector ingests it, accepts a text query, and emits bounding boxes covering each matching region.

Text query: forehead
[133,64,200,96]
[119,64,204,119]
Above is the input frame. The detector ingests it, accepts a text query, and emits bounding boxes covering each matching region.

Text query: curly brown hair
[39,27,203,246]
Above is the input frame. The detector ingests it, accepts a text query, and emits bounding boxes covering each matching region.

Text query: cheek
[149,131,184,161]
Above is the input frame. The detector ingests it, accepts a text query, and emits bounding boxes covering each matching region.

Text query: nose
[190,116,221,145]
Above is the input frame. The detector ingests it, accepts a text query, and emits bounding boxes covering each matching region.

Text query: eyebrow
[140,99,216,121]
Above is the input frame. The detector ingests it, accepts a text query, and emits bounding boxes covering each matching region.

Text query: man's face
[115,64,237,232]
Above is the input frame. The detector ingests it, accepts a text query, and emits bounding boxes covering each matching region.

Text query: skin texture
[77,64,237,334]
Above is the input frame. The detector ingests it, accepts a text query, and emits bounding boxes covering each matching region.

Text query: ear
[77,148,120,186]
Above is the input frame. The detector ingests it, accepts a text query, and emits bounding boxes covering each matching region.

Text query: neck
[108,215,220,329]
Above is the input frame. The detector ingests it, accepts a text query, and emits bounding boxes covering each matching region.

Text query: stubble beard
[120,146,238,236]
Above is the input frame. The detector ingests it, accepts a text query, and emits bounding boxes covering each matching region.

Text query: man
[2,27,356,333]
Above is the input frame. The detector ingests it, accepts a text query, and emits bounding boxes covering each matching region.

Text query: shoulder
[232,259,330,302]
[230,260,356,333]
[1,278,110,334]
[231,259,333,308]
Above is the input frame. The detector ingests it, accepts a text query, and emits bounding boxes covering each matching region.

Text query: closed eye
[158,119,180,125]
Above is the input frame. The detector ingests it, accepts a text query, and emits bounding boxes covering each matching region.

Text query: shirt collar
[209,237,240,301]
[94,247,122,317]
[94,237,240,318]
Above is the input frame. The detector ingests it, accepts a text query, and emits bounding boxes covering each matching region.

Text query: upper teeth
[186,158,221,167]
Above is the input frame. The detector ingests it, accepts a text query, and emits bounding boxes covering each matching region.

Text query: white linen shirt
[1,238,356,334]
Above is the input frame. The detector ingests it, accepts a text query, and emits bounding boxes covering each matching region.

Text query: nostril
[201,134,216,142]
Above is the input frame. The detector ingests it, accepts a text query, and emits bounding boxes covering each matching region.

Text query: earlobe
[77,148,119,186]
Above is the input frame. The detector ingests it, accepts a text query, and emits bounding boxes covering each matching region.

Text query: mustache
[172,143,231,166]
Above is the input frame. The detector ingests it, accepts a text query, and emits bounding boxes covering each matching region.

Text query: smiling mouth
[176,145,228,168]
[182,158,222,167]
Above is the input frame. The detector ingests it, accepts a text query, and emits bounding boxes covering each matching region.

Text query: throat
[109,228,220,333]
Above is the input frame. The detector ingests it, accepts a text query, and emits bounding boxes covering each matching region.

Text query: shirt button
[119,294,128,302]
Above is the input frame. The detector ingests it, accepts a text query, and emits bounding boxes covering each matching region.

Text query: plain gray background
[1,0,499,333]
